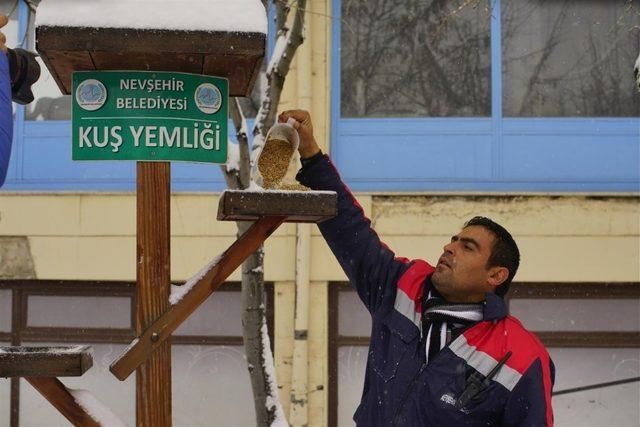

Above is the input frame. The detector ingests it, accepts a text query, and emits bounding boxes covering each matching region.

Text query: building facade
[1,0,639,426]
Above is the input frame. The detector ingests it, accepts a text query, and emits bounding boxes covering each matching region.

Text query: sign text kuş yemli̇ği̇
[72,71,228,164]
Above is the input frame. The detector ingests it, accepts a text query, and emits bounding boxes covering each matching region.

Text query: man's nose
[443,241,454,254]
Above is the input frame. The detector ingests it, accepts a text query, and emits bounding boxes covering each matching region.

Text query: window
[0,280,274,427]
[332,0,640,192]
[329,282,640,427]
[341,0,490,117]
[502,0,640,117]
[329,285,370,426]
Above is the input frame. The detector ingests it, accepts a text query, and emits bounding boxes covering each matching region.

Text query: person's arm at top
[0,13,13,187]
[278,110,411,314]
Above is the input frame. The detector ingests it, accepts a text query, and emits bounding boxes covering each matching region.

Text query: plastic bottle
[252,118,300,189]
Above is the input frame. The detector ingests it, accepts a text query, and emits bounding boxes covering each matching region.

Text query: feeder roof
[36,0,267,34]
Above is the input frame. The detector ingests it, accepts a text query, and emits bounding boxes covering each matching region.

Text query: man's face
[431,225,499,303]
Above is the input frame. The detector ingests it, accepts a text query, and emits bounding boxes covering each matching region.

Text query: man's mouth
[437,257,451,269]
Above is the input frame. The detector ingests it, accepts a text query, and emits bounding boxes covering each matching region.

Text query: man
[279,110,554,426]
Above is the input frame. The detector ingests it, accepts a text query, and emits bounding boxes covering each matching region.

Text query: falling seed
[258,138,293,188]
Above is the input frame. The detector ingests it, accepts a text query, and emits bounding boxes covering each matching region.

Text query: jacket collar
[424,276,508,321]
[483,292,508,321]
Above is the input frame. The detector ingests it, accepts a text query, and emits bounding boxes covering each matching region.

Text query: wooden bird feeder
[0,345,105,426]
[32,3,306,426]
[36,25,265,97]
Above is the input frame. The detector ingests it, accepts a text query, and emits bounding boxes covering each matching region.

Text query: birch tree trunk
[220,1,308,425]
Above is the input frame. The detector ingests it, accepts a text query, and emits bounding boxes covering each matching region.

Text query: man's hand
[0,14,7,53]
[278,109,321,159]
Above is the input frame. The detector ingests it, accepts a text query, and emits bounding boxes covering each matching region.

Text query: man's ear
[487,266,509,289]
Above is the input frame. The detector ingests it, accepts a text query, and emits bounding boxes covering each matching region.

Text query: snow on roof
[36,0,267,34]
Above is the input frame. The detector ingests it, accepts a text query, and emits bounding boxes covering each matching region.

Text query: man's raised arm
[278,110,411,313]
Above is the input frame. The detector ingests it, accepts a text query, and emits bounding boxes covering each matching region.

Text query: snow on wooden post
[35,2,267,426]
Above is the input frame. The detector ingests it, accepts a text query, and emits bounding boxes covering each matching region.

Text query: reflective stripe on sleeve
[449,334,522,391]
[394,287,422,331]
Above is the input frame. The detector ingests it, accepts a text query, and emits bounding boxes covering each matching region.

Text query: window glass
[174,291,244,336]
[173,345,256,426]
[510,298,640,331]
[341,0,491,117]
[0,345,9,427]
[337,345,368,427]
[338,290,371,337]
[19,343,135,426]
[27,295,131,329]
[0,289,11,332]
[550,347,640,426]
[502,0,640,117]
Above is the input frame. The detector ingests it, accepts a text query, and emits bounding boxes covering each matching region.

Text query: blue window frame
[2,1,274,192]
[331,0,640,192]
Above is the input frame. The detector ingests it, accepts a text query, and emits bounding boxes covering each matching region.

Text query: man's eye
[464,244,473,250]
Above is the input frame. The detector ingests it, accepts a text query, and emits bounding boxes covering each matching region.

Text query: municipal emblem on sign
[76,79,107,111]
[194,83,222,114]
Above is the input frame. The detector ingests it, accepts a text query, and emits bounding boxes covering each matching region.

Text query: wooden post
[136,162,171,426]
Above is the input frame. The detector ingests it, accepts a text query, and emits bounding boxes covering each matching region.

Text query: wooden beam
[136,162,171,427]
[0,346,93,377]
[25,377,101,427]
[36,27,265,55]
[110,215,286,381]
[35,27,265,96]
[217,190,337,222]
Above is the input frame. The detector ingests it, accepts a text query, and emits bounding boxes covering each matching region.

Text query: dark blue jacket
[0,51,13,187]
[297,153,554,426]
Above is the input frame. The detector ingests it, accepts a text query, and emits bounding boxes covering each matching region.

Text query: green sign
[72,71,228,164]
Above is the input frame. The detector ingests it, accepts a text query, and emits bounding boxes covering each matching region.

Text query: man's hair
[464,216,520,297]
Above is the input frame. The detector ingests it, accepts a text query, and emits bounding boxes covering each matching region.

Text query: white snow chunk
[226,140,240,173]
[70,389,128,427]
[170,254,222,305]
[247,180,264,191]
[36,0,267,34]
[267,34,288,75]
[48,345,89,354]
[261,318,288,427]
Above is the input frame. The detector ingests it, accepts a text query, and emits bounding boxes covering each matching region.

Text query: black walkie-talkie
[455,351,512,409]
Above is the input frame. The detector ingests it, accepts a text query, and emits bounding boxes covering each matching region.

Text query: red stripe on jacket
[396,259,434,312]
